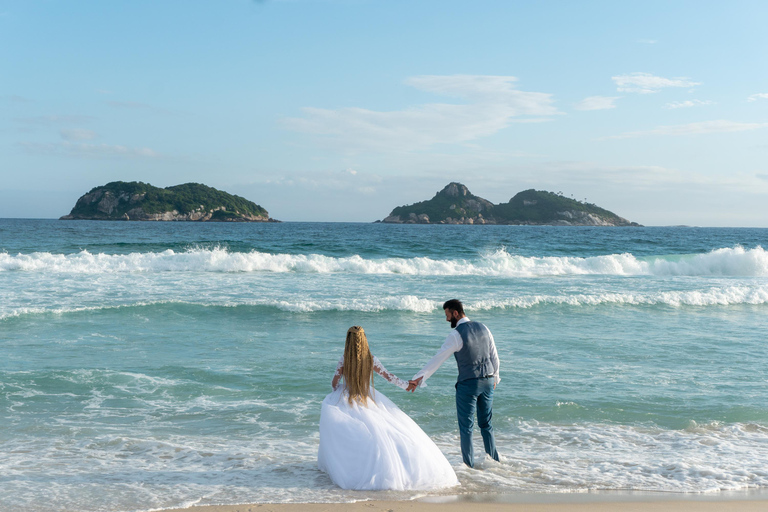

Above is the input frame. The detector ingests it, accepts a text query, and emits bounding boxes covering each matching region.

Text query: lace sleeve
[331,357,343,390]
[373,356,409,390]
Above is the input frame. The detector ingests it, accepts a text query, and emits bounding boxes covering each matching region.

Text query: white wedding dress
[318,355,459,491]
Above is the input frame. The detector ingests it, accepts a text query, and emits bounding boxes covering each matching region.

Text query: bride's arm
[373,356,409,390]
[331,357,343,390]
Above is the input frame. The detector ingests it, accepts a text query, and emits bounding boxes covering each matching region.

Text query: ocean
[2,219,768,512]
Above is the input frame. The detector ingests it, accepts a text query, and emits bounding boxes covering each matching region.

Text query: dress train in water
[317,356,459,491]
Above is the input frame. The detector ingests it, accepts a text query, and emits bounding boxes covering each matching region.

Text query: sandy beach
[168,498,768,512]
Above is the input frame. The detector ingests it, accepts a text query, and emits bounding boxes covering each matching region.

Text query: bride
[318,326,459,490]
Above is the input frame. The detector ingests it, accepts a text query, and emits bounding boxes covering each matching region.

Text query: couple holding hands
[318,299,501,490]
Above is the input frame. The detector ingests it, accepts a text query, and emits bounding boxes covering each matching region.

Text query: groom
[407,299,501,468]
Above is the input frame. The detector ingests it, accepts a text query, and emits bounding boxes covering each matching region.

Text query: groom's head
[443,299,466,328]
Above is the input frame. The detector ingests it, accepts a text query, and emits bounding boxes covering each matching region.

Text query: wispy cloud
[258,168,384,196]
[748,93,768,102]
[519,161,688,188]
[5,95,34,103]
[574,96,620,111]
[283,75,560,152]
[14,115,95,127]
[504,160,768,195]
[106,100,177,116]
[107,101,154,110]
[59,128,98,141]
[18,141,161,159]
[602,120,768,140]
[663,99,715,109]
[612,72,700,94]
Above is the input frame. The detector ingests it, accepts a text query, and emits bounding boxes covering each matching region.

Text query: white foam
[485,420,768,493]
[0,296,438,320]
[3,420,768,512]
[4,369,768,510]
[3,283,768,321]
[470,285,768,309]
[2,246,767,277]
[271,295,436,313]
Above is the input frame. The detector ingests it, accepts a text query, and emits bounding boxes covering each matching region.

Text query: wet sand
[167,497,768,512]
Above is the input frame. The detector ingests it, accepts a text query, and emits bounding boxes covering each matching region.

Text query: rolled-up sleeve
[487,328,501,386]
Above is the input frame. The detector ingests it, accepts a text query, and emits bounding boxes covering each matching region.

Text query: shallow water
[2,220,768,511]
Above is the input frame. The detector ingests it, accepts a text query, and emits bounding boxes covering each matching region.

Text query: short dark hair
[442,299,464,315]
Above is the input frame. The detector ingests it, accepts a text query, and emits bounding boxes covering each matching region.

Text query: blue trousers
[455,377,499,468]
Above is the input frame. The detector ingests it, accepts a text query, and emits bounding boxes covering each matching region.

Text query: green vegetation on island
[60,181,274,222]
[389,183,495,224]
[381,183,640,226]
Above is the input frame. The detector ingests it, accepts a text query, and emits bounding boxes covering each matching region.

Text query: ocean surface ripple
[2,221,768,511]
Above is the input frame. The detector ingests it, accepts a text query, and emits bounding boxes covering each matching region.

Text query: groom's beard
[450,318,458,328]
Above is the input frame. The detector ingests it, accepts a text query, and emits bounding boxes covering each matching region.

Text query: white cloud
[602,120,768,140]
[243,171,414,221]
[241,159,768,224]
[106,100,178,116]
[60,128,97,141]
[19,141,160,159]
[663,99,715,109]
[574,96,620,111]
[612,72,701,94]
[511,161,690,188]
[748,93,768,102]
[508,118,554,124]
[5,95,34,103]
[481,160,768,198]
[14,115,95,126]
[283,75,560,152]
[107,100,153,109]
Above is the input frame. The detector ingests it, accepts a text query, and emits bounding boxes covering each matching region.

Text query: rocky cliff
[383,183,496,225]
[380,183,640,226]
[60,182,276,222]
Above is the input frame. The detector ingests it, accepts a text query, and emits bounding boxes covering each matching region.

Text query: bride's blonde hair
[343,326,374,405]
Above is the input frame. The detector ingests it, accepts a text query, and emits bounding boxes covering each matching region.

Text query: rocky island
[60,181,276,222]
[380,182,640,226]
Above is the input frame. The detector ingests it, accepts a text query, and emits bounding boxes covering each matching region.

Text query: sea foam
[3,284,768,321]
[2,246,767,277]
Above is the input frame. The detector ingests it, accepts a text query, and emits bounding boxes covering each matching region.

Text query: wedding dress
[318,355,459,490]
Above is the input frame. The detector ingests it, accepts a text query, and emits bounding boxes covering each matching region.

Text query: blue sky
[2,0,767,225]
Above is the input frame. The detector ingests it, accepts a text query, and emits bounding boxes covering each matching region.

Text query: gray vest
[454,321,496,383]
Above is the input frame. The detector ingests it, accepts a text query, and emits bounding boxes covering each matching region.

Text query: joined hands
[406,376,423,392]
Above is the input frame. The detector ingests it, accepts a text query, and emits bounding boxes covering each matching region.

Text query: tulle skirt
[317,386,459,491]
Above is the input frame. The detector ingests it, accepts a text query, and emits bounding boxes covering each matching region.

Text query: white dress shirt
[412,317,500,387]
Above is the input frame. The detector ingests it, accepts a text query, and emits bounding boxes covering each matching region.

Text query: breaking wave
[1,246,767,277]
[3,286,768,321]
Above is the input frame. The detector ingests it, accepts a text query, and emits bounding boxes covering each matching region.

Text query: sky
[1,0,767,226]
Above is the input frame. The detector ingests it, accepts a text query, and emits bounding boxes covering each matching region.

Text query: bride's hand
[332,366,343,390]
[406,377,422,392]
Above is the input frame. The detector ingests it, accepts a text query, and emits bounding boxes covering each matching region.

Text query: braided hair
[342,326,375,405]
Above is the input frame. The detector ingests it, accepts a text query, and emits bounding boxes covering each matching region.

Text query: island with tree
[380,182,640,226]
[60,181,276,222]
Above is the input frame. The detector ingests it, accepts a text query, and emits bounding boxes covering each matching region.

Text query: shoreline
[164,490,768,512]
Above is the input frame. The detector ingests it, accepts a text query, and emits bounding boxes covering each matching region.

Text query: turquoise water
[2,220,768,511]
